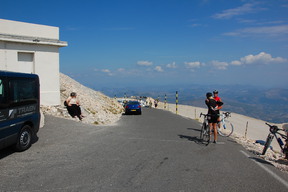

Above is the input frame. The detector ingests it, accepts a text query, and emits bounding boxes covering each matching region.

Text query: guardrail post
[164,94,167,109]
[245,121,248,139]
[176,91,178,115]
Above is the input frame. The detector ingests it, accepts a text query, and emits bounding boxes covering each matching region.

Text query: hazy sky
[1,0,288,88]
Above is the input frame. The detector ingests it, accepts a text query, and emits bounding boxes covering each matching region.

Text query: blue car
[125,101,142,115]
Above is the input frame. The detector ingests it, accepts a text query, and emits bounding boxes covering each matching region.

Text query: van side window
[0,79,5,104]
[9,78,38,105]
[0,78,9,109]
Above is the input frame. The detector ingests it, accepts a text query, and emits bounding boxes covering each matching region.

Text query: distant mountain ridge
[99,84,288,123]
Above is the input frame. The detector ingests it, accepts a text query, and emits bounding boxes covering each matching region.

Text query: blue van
[0,71,40,151]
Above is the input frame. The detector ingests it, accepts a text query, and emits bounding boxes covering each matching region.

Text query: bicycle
[199,113,210,145]
[217,112,234,137]
[262,123,288,158]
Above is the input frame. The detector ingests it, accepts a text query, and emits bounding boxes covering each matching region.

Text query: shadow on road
[0,147,15,159]
[249,156,275,166]
[0,135,38,160]
[187,128,201,132]
[178,134,207,146]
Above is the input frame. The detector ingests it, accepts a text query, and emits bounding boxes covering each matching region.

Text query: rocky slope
[41,73,124,125]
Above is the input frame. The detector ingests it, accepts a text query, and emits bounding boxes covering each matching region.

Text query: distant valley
[99,84,288,124]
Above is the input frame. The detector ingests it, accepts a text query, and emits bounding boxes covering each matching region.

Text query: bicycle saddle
[282,123,288,132]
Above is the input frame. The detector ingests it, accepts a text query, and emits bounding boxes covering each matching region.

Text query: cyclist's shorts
[208,114,218,123]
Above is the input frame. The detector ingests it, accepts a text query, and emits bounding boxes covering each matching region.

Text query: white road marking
[240,150,288,189]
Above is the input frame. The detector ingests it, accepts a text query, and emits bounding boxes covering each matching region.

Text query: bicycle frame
[219,112,230,127]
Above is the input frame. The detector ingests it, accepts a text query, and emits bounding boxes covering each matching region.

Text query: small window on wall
[18,52,34,62]
[18,52,34,73]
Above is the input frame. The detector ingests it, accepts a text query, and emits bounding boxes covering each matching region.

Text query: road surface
[1,108,287,191]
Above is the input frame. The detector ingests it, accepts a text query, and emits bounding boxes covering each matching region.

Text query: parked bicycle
[217,112,234,137]
[200,113,211,145]
[200,112,234,141]
[262,123,288,158]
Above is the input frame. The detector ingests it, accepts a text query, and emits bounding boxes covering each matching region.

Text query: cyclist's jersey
[214,96,221,102]
[205,98,218,115]
[206,98,223,114]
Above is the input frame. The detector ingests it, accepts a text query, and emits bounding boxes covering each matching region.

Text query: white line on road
[240,150,288,189]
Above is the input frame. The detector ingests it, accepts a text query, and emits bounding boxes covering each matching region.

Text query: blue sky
[1,0,288,89]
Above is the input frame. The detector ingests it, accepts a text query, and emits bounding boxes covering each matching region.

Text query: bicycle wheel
[200,123,210,144]
[200,122,206,140]
[202,127,210,144]
[262,134,274,155]
[218,120,234,137]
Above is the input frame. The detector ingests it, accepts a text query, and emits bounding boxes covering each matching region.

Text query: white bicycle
[217,112,234,137]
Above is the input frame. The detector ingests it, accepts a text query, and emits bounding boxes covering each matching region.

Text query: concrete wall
[0,19,67,106]
[0,19,59,39]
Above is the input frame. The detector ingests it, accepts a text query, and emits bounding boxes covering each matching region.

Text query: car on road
[125,101,142,115]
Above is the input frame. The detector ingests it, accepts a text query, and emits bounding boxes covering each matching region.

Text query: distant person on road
[154,100,158,108]
[65,92,83,121]
[149,101,152,108]
[205,92,223,143]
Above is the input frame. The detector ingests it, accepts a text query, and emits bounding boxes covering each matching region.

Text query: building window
[18,52,34,62]
[17,52,34,73]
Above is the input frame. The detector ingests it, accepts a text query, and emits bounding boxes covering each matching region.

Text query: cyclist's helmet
[206,92,213,98]
[213,90,218,94]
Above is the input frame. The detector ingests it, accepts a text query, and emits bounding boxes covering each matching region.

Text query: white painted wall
[0,19,67,106]
[0,19,59,39]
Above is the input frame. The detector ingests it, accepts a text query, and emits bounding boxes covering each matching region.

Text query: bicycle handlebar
[265,122,285,134]
[223,112,231,117]
[200,113,211,118]
[200,112,231,118]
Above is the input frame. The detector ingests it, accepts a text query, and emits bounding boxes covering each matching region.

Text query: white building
[0,19,67,105]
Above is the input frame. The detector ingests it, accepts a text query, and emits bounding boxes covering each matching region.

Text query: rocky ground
[231,134,288,173]
[41,73,124,125]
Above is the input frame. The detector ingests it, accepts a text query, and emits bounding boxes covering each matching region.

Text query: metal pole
[164,94,167,109]
[245,121,248,139]
[176,91,178,115]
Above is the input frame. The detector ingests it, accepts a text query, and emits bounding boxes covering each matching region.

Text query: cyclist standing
[205,92,223,143]
[213,90,222,108]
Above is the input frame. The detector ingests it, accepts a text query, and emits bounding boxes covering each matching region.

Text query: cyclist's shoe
[213,140,217,144]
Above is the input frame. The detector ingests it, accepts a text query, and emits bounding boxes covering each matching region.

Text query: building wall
[0,19,59,39]
[0,19,67,106]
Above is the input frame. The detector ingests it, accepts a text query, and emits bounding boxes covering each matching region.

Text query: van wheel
[15,125,32,152]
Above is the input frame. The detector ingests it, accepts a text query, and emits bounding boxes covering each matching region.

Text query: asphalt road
[0,108,288,192]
